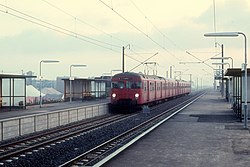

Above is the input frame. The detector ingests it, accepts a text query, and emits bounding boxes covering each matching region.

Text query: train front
[110,72,142,111]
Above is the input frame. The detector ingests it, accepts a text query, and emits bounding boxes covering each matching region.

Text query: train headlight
[135,93,139,99]
[112,93,116,99]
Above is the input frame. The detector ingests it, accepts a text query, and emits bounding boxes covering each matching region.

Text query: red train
[110,72,191,111]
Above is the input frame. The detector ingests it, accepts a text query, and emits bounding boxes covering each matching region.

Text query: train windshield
[112,81,125,89]
[112,81,142,89]
[126,81,142,89]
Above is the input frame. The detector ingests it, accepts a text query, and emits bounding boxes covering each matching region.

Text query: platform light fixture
[179,61,202,64]
[39,60,60,108]
[212,62,231,68]
[211,57,234,68]
[69,64,87,103]
[204,31,248,129]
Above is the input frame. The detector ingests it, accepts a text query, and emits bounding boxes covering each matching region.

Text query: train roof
[113,72,164,80]
[112,72,190,83]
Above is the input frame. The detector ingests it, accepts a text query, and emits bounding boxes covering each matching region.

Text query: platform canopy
[225,68,250,77]
[0,74,36,110]
[63,78,107,101]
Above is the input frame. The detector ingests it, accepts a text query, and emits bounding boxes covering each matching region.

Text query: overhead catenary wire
[129,0,173,48]
[41,0,149,51]
[129,0,204,63]
[129,52,159,72]
[1,1,212,80]
[0,5,157,73]
[41,0,123,43]
[186,51,214,69]
[213,0,217,47]
[40,0,154,67]
[0,3,121,50]
[99,0,181,62]
[41,0,195,75]
[127,0,214,76]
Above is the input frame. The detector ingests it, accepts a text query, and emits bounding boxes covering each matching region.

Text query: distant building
[56,76,67,93]
[41,87,63,102]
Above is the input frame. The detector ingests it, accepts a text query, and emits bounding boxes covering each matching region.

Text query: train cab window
[126,81,142,89]
[112,81,124,89]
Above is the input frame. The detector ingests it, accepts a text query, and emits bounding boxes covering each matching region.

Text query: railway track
[0,113,137,166]
[0,91,205,166]
[60,90,206,167]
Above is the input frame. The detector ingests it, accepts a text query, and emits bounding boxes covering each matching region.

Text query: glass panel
[14,97,25,106]
[2,97,9,106]
[91,81,95,96]
[14,78,25,96]
[112,81,124,89]
[130,81,142,89]
[2,79,10,96]
[126,81,131,89]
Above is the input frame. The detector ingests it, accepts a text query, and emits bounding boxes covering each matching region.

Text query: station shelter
[63,78,107,101]
[225,68,250,120]
[0,74,36,110]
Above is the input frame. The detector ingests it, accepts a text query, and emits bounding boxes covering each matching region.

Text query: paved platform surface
[0,98,109,120]
[104,90,250,167]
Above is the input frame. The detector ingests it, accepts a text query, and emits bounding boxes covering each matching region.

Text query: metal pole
[170,66,172,78]
[39,61,42,108]
[122,46,125,73]
[70,65,72,103]
[190,74,192,88]
[214,71,216,90]
[221,44,224,97]
[239,32,248,129]
[197,78,198,90]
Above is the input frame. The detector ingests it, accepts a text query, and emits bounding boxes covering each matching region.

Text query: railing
[0,103,109,141]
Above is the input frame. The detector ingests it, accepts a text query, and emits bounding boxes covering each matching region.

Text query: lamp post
[122,44,130,73]
[211,57,234,68]
[169,65,175,78]
[69,64,87,103]
[39,60,59,108]
[212,62,231,68]
[204,32,248,129]
[179,61,202,64]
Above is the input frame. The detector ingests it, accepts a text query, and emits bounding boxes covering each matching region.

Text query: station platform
[104,90,250,167]
[0,98,109,120]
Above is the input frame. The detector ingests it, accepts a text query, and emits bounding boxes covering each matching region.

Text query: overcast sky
[1,0,250,86]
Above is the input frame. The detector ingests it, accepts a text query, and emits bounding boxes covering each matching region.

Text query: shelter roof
[0,74,36,78]
[225,68,250,77]
[62,78,106,81]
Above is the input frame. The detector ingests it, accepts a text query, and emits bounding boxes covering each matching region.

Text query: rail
[0,103,109,141]
[60,91,206,166]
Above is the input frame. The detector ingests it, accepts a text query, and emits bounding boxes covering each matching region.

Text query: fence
[0,103,109,141]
